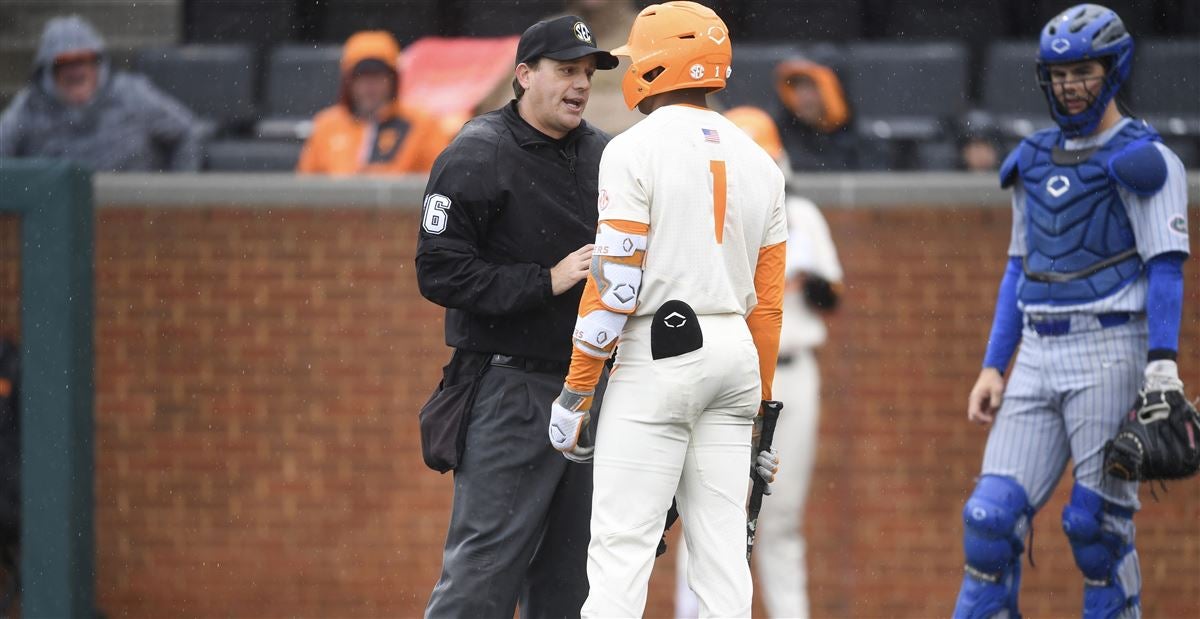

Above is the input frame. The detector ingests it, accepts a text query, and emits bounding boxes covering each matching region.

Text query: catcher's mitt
[1104,389,1200,481]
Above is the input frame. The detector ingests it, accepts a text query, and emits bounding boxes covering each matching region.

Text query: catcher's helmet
[1036,3,1134,137]
[610,1,732,110]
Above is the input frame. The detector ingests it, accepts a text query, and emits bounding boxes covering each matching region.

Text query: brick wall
[0,204,1196,617]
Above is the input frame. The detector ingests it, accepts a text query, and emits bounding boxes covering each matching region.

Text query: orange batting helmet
[724,106,783,161]
[610,1,732,110]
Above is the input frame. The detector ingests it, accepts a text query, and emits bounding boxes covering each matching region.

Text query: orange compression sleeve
[747,241,786,401]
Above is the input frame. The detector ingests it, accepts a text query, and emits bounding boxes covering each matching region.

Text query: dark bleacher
[733,0,863,42]
[205,139,304,172]
[318,0,443,46]
[258,44,343,139]
[876,0,1019,41]
[146,0,1198,172]
[844,41,968,140]
[457,0,560,37]
[979,40,1052,138]
[184,0,298,47]
[715,42,842,111]
[715,43,802,111]
[136,44,258,135]
[1129,39,1200,137]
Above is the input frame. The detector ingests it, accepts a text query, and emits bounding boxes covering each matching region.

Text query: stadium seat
[318,0,441,46]
[879,0,1016,41]
[843,42,968,140]
[712,42,804,112]
[979,40,1053,138]
[258,45,343,140]
[204,139,304,172]
[136,44,257,134]
[1130,39,1200,137]
[458,0,559,37]
[915,138,962,171]
[183,0,296,46]
[734,0,863,42]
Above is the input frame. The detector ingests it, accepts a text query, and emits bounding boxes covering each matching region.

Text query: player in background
[546,3,785,616]
[675,106,844,619]
[955,4,1190,619]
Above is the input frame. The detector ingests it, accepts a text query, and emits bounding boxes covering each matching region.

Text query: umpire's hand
[550,244,594,295]
[968,368,1005,426]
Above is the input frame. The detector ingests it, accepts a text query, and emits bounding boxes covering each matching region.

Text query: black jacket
[416,101,610,362]
[774,107,859,172]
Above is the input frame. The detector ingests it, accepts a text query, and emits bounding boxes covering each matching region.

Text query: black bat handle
[747,399,783,563]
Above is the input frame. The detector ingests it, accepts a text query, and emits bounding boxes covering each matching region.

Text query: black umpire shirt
[416,100,610,362]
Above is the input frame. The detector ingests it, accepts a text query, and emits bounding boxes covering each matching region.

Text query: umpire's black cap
[516,15,619,70]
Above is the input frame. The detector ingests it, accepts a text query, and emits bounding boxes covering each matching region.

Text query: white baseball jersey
[597,104,788,318]
[781,195,844,352]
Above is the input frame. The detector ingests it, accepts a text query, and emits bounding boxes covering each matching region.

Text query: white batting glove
[1143,360,1185,393]
[549,385,594,462]
[755,447,781,495]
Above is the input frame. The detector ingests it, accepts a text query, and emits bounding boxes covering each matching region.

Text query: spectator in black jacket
[415,15,618,618]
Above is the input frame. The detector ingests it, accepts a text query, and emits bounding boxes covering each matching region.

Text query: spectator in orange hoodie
[773,58,859,172]
[297,31,453,175]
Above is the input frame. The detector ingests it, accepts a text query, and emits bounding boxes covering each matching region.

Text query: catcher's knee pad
[1061,483,1141,619]
[953,475,1031,619]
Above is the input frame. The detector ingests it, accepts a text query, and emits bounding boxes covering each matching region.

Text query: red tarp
[400,36,520,118]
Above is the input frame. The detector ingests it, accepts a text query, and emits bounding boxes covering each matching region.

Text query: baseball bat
[746,399,783,564]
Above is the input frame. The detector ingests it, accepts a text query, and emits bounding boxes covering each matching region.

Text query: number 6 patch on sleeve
[422,194,451,235]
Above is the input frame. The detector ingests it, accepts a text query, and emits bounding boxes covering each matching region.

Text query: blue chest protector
[1000,120,1167,306]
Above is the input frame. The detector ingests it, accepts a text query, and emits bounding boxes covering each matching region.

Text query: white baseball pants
[582,313,760,619]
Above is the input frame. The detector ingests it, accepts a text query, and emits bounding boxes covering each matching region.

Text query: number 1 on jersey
[710,160,727,244]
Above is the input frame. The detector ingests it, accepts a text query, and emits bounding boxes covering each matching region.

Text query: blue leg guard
[953,475,1033,619]
[1062,483,1141,619]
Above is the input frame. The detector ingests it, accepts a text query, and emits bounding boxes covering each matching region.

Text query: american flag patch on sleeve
[702,128,720,143]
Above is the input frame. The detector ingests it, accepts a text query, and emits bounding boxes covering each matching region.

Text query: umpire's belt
[1025,312,1138,337]
[489,354,570,375]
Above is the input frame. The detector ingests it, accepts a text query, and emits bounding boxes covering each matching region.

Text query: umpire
[415,15,618,619]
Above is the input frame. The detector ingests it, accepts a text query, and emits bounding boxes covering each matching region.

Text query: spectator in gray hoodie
[0,15,202,171]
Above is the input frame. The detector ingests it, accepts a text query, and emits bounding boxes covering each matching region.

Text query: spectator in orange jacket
[773,58,859,172]
[297,31,454,175]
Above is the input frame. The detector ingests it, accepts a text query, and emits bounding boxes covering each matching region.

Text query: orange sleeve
[564,219,649,395]
[747,241,786,401]
[296,129,321,174]
[565,276,608,393]
[388,109,461,174]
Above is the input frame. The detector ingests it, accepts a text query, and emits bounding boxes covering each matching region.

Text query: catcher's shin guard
[1062,483,1141,619]
[953,475,1032,619]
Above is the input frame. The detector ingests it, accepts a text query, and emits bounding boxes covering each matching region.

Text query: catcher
[956,5,1193,618]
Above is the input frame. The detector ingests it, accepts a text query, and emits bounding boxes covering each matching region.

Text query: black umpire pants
[425,356,604,619]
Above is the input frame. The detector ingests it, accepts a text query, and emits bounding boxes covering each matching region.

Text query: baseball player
[545,3,786,616]
[955,4,1190,619]
[675,106,844,619]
